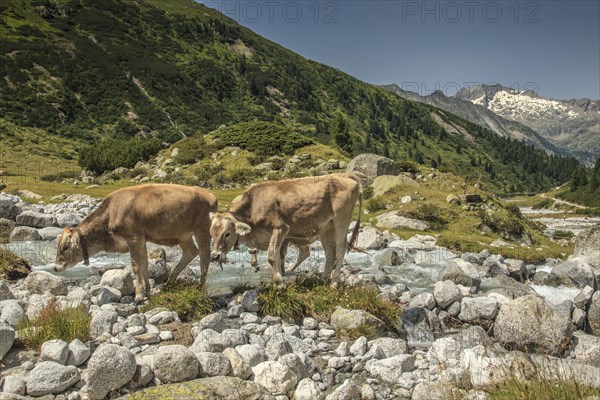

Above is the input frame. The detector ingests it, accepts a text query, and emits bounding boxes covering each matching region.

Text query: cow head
[54,228,85,271]
[209,212,251,262]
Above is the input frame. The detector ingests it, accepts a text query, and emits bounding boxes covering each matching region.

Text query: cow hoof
[134,295,148,304]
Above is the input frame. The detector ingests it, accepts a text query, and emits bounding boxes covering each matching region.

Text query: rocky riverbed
[1,191,600,399]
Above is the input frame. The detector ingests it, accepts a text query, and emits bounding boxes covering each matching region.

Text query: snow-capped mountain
[383,84,562,156]
[457,85,600,165]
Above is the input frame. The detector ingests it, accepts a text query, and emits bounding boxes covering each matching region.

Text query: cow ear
[234,222,251,236]
[209,212,216,221]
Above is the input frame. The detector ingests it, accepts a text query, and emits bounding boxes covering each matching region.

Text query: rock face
[330,307,386,336]
[346,154,401,186]
[588,291,600,336]
[375,211,429,231]
[84,344,136,399]
[23,271,67,295]
[494,295,572,355]
[153,345,199,383]
[574,226,600,273]
[252,360,297,396]
[26,361,80,396]
[122,376,275,399]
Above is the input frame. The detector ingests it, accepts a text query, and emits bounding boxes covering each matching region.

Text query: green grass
[258,277,402,332]
[141,283,215,322]
[336,324,378,341]
[487,378,600,400]
[0,248,30,280]
[18,301,91,350]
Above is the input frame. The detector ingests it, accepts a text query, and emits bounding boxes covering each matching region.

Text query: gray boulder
[23,271,67,295]
[100,269,134,296]
[325,379,361,400]
[57,213,83,228]
[494,295,572,355]
[40,339,69,364]
[252,361,297,396]
[295,378,324,400]
[368,337,409,358]
[197,352,231,377]
[148,258,169,285]
[236,344,266,367]
[0,300,25,327]
[573,285,595,309]
[84,344,136,399]
[330,307,386,336]
[0,195,17,220]
[16,210,57,228]
[589,291,600,336]
[439,259,481,288]
[574,226,600,273]
[90,309,118,338]
[0,218,15,240]
[346,153,401,187]
[0,320,15,360]
[0,280,14,301]
[458,297,499,322]
[223,348,252,379]
[551,257,596,289]
[153,345,199,383]
[8,226,41,242]
[1,375,25,396]
[37,227,63,241]
[354,226,387,250]
[375,211,429,231]
[26,361,79,396]
[433,280,463,309]
[572,331,600,365]
[365,354,415,383]
[66,338,91,366]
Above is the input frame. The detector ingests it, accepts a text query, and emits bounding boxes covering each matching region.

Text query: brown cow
[210,173,363,284]
[55,184,217,302]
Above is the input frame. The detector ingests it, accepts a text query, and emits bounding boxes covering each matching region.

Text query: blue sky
[198,1,600,100]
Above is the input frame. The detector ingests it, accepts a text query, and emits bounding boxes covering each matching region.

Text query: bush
[366,197,386,213]
[78,137,162,175]
[141,283,215,322]
[532,198,553,210]
[173,134,215,165]
[18,301,91,349]
[395,160,419,174]
[478,210,524,236]
[213,121,313,156]
[403,204,449,230]
[363,186,374,200]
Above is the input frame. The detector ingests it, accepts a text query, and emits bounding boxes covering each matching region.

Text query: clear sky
[198,0,600,100]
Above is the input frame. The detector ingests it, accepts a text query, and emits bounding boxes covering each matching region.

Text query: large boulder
[574,226,600,273]
[364,354,415,383]
[252,361,297,396]
[120,376,274,399]
[83,344,136,399]
[8,226,41,242]
[330,307,386,336]
[0,320,15,360]
[494,295,572,355]
[487,275,537,299]
[0,218,15,240]
[572,331,600,365]
[354,226,387,250]
[0,299,25,328]
[458,297,499,322]
[196,351,231,377]
[588,291,600,336]
[100,269,135,296]
[16,210,57,228]
[295,378,324,400]
[439,259,481,288]
[371,174,418,198]
[433,280,463,309]
[346,154,402,187]
[37,227,64,241]
[375,211,429,231]
[26,361,79,396]
[0,195,17,220]
[23,271,67,295]
[153,345,199,383]
[40,339,69,364]
[551,257,597,289]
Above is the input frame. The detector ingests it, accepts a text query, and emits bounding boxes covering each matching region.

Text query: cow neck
[73,227,90,266]
[75,209,110,263]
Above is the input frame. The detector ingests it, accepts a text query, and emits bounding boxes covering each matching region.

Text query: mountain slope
[0,0,582,193]
[383,84,563,156]
[456,84,600,165]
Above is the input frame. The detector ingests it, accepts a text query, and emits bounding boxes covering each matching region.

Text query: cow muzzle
[211,251,226,262]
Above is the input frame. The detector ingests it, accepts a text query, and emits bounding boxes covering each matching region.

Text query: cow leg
[320,227,336,282]
[249,248,259,272]
[287,244,310,273]
[167,237,198,286]
[128,237,149,303]
[267,227,289,284]
[331,232,348,287]
[195,232,211,286]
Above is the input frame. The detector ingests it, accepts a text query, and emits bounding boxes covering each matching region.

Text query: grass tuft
[336,323,378,341]
[18,301,91,350]
[0,248,31,280]
[141,283,215,322]
[487,377,600,400]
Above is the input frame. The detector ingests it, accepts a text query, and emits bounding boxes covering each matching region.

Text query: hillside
[0,0,582,194]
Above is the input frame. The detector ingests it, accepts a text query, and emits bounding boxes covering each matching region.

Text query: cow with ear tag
[210,173,363,285]
[55,184,217,303]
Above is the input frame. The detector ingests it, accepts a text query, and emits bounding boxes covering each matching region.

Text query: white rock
[27,361,79,396]
[0,320,15,360]
[433,280,463,309]
[66,339,91,367]
[40,339,69,365]
[23,271,67,296]
[295,378,324,400]
[196,352,231,377]
[153,345,199,383]
[365,354,415,383]
[83,344,136,399]
[223,348,252,379]
[350,336,368,357]
[0,300,25,328]
[252,360,298,396]
[1,375,26,395]
[100,269,134,297]
[458,297,499,322]
[236,343,266,367]
[325,379,362,400]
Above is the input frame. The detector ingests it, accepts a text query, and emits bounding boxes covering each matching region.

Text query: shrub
[366,197,386,213]
[173,134,215,165]
[532,198,553,210]
[403,204,449,230]
[395,160,419,174]
[213,122,313,156]
[363,186,374,200]
[141,283,215,322]
[78,137,162,175]
[478,209,524,236]
[18,301,91,349]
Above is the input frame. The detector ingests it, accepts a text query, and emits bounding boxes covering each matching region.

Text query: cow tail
[347,183,363,252]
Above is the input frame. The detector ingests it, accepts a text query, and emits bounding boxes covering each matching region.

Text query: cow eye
[224,233,230,238]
